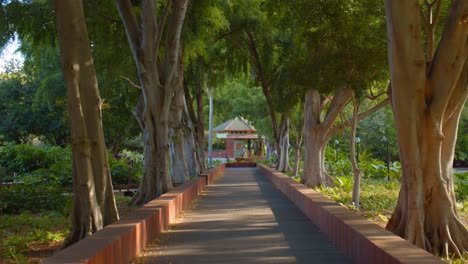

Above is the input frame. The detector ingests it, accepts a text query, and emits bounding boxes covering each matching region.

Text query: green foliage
[324,145,401,180]
[356,105,399,161]
[334,176,353,192]
[108,151,143,185]
[0,144,143,186]
[317,178,399,220]
[0,211,68,261]
[0,145,70,178]
[454,172,468,200]
[0,181,70,214]
[455,105,468,164]
[211,78,271,138]
[0,69,69,146]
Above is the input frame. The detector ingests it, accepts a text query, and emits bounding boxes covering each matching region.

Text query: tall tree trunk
[195,80,206,163]
[170,60,189,185]
[385,0,468,256]
[183,77,207,173]
[292,145,302,177]
[301,87,385,188]
[170,127,188,184]
[302,89,334,187]
[277,115,291,172]
[115,0,189,206]
[181,92,205,175]
[53,0,118,247]
[208,87,213,166]
[349,97,362,208]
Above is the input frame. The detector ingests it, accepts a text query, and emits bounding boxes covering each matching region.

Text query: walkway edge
[257,164,444,264]
[42,165,225,264]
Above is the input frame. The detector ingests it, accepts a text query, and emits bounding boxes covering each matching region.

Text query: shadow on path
[134,168,350,264]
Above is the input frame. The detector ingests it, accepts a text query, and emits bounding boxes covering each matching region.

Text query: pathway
[134,167,350,264]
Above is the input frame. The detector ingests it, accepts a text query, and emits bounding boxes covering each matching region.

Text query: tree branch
[443,58,467,126]
[114,0,142,51]
[419,3,430,30]
[142,0,157,67]
[320,96,332,111]
[162,0,189,93]
[156,0,173,53]
[120,75,141,89]
[215,27,242,42]
[322,87,353,131]
[245,30,279,142]
[433,0,444,25]
[329,97,390,138]
[429,0,468,125]
[92,0,121,23]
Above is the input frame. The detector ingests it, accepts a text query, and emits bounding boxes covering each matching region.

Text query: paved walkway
[134,168,350,264]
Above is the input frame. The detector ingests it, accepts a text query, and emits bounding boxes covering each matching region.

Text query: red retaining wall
[225,162,257,168]
[43,164,225,264]
[257,164,444,264]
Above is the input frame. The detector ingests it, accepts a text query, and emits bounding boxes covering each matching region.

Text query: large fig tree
[385,0,468,256]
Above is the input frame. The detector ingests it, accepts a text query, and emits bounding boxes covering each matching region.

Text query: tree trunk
[183,76,206,174]
[195,80,205,158]
[277,115,291,172]
[169,63,189,185]
[385,0,468,256]
[349,97,362,208]
[53,0,118,247]
[292,146,301,177]
[302,89,334,187]
[170,128,188,184]
[208,87,213,166]
[115,0,189,206]
[181,93,205,175]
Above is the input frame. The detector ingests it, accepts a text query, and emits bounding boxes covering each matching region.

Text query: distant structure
[213,116,264,158]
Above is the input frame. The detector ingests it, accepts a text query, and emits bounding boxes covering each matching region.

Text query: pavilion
[213,116,264,159]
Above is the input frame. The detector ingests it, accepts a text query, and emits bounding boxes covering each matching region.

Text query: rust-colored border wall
[43,164,226,264]
[257,164,443,264]
[225,162,257,168]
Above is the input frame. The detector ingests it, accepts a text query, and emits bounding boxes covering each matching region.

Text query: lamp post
[382,136,390,181]
[355,137,361,164]
[334,139,339,161]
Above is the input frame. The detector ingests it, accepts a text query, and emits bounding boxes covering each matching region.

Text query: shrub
[0,181,70,214]
[454,172,468,200]
[115,149,143,185]
[0,145,143,186]
[0,145,70,179]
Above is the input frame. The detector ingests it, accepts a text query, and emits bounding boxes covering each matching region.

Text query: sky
[0,38,24,73]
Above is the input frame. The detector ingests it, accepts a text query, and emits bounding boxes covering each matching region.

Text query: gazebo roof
[213,116,256,133]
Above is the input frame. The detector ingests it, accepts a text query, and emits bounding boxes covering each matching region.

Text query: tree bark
[302,88,355,187]
[292,142,302,177]
[277,114,291,172]
[169,58,189,185]
[208,87,213,166]
[349,97,362,208]
[183,77,207,173]
[53,0,118,247]
[115,0,189,205]
[302,90,334,187]
[385,0,468,256]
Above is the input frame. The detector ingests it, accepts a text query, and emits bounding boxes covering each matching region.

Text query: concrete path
[134,168,350,264]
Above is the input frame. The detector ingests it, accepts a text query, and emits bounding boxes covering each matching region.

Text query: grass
[315,178,400,227]
[314,177,468,263]
[0,211,69,263]
[0,194,135,263]
[316,177,468,228]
